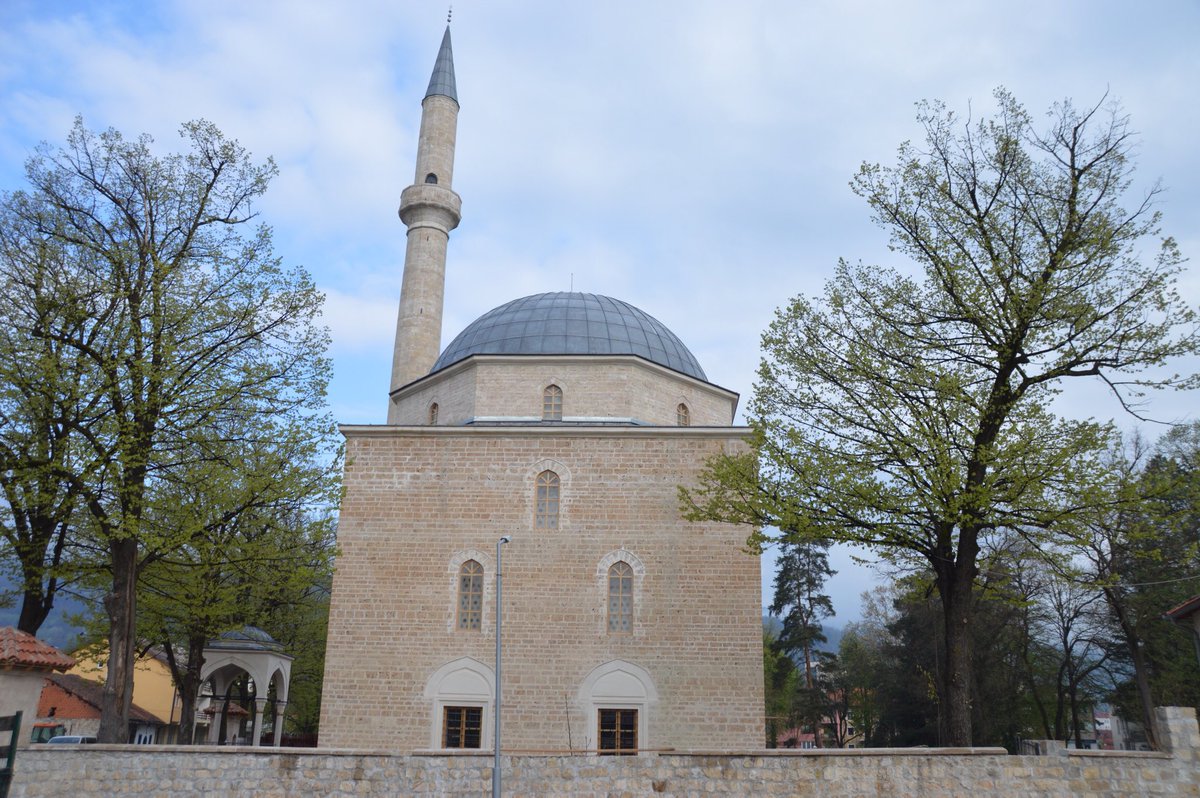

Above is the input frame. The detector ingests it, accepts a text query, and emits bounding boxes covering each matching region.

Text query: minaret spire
[388,24,463,418]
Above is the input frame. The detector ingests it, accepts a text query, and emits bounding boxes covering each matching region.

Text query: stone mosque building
[319,26,764,753]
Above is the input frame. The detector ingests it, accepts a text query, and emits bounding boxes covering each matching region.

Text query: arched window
[425,172,438,184]
[676,403,690,427]
[543,384,563,421]
[429,402,439,425]
[457,560,484,631]
[577,660,656,756]
[535,470,560,529]
[424,657,494,750]
[608,561,634,634]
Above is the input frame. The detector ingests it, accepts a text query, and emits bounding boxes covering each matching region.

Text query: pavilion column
[272,701,287,747]
[252,698,268,747]
[207,675,228,745]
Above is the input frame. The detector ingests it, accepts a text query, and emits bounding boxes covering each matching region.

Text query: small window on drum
[425,173,438,184]
[676,403,690,427]
[543,385,563,421]
[429,402,439,425]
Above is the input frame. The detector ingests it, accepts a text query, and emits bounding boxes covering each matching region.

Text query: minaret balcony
[399,183,462,232]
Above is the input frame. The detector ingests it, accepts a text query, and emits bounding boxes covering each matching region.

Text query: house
[0,627,74,747]
[36,673,164,743]
[67,643,183,743]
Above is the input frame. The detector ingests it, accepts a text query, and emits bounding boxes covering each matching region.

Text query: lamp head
[499,535,511,545]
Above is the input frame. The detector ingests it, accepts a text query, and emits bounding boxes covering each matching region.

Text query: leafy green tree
[833,623,885,745]
[259,579,332,737]
[1005,550,1111,745]
[770,541,834,690]
[1080,425,1200,746]
[762,630,801,747]
[0,118,330,742]
[768,539,835,746]
[682,90,1197,745]
[0,226,103,633]
[135,416,337,743]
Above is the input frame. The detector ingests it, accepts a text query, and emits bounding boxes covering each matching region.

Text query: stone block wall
[388,356,739,427]
[10,706,1200,798]
[321,423,763,753]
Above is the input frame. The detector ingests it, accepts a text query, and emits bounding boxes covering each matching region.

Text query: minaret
[388,25,462,416]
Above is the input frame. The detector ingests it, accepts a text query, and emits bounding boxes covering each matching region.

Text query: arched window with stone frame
[543,384,563,421]
[457,560,484,631]
[429,402,439,425]
[596,550,645,637]
[535,470,560,529]
[607,561,634,634]
[676,403,690,427]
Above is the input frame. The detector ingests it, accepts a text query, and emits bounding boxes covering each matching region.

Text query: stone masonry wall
[320,424,762,753]
[388,357,738,427]
[10,707,1200,798]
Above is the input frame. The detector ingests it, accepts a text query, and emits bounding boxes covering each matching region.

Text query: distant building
[0,627,74,747]
[319,26,764,753]
[36,672,163,743]
[67,643,183,742]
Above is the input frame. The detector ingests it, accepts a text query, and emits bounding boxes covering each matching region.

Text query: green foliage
[770,540,834,684]
[762,630,800,746]
[762,627,839,748]
[1080,424,1200,744]
[134,417,338,741]
[0,117,335,741]
[683,89,1198,745]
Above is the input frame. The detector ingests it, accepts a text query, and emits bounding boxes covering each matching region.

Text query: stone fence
[10,707,1197,797]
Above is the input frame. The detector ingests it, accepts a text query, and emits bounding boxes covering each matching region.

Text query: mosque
[318,26,764,753]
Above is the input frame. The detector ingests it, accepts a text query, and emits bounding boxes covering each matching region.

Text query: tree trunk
[1103,587,1159,748]
[17,582,52,634]
[98,536,138,743]
[935,558,975,746]
[163,634,206,745]
[179,636,207,744]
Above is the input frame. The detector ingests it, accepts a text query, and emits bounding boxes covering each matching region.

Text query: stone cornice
[340,423,750,440]
[389,353,740,402]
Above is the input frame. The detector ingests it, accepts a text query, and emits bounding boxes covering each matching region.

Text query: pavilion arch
[576,659,658,753]
[198,627,293,747]
[424,656,495,750]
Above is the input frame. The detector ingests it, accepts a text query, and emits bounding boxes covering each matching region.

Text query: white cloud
[3,0,1198,622]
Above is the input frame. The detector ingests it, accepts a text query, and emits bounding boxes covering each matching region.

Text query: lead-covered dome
[432,292,707,380]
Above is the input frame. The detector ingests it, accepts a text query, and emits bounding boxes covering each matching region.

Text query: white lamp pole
[493,535,511,798]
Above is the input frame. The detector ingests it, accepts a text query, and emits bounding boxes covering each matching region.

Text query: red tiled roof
[1165,594,1200,621]
[44,673,164,725]
[202,701,250,717]
[0,627,75,671]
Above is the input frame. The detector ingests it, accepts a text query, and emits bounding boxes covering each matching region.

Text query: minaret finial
[447,5,452,25]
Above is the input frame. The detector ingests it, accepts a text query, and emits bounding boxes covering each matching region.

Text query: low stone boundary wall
[11,707,1197,798]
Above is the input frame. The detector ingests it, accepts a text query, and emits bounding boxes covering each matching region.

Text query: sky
[1,0,1198,626]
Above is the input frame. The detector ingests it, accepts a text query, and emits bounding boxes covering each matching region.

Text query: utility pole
[493,535,511,798]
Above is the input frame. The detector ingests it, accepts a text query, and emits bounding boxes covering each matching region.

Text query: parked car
[45,735,97,744]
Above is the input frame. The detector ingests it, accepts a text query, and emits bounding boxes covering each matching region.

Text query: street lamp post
[493,535,511,798]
